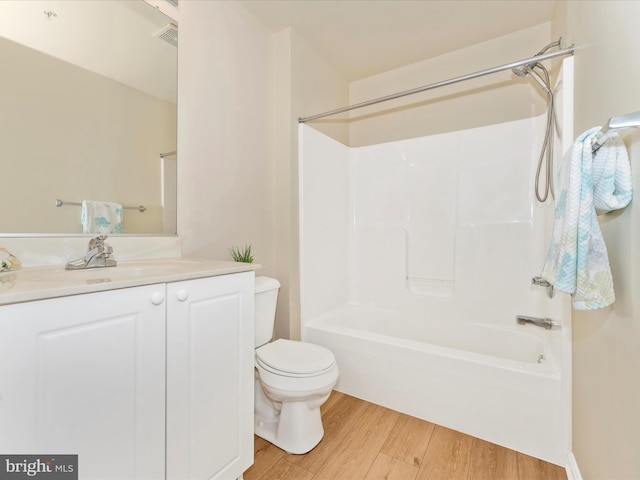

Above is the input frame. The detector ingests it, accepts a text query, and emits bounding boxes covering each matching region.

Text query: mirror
[0,0,177,235]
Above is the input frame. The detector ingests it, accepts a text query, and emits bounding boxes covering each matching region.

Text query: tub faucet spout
[516,315,560,330]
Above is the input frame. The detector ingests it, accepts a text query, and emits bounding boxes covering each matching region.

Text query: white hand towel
[81,200,123,234]
[541,128,632,310]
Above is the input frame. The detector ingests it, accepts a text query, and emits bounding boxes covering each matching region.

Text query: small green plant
[229,244,254,263]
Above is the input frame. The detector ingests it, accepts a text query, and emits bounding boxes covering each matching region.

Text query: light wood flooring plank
[381,413,435,467]
[416,425,474,480]
[516,452,568,480]
[320,389,345,414]
[312,402,400,480]
[364,452,420,480]
[285,391,369,474]
[254,457,314,480]
[247,392,568,480]
[467,438,518,480]
[244,436,286,480]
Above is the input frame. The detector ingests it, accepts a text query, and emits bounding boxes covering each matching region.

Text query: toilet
[254,276,339,454]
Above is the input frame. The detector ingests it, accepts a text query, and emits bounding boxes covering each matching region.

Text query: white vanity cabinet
[0,269,254,480]
[166,273,254,480]
[0,284,167,479]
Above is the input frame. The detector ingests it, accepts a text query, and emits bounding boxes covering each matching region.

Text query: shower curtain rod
[298,46,575,123]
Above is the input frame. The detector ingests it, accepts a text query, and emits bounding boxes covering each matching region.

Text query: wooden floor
[244,391,567,480]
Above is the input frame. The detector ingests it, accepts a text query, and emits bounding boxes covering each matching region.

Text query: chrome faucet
[66,235,117,270]
[516,315,560,330]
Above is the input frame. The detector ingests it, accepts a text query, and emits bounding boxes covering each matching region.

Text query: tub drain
[537,354,545,364]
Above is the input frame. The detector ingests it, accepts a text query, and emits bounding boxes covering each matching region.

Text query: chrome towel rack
[55,199,147,213]
[592,110,640,153]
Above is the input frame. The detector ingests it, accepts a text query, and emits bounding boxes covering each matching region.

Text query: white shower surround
[299,100,572,464]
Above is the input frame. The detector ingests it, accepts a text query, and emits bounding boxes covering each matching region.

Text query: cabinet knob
[176,289,189,302]
[150,291,165,305]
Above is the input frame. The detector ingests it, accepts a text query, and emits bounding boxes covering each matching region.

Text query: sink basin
[120,266,183,276]
[96,259,205,278]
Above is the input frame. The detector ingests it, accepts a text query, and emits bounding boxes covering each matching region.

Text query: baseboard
[566,452,583,480]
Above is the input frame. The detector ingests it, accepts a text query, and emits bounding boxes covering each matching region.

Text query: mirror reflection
[0,1,177,235]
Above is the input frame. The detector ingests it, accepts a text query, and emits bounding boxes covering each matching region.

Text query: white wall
[556,2,640,478]
[177,1,275,274]
[348,23,551,146]
[272,29,349,340]
[176,4,350,342]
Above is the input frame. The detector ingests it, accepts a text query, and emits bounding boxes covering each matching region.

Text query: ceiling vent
[153,23,178,47]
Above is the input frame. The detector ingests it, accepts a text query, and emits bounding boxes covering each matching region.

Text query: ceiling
[0,0,557,100]
[0,0,177,102]
[238,0,559,81]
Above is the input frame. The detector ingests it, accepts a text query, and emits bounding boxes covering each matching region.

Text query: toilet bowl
[254,278,339,454]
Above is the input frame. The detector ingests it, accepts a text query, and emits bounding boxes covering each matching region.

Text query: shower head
[511,38,562,80]
[511,63,551,96]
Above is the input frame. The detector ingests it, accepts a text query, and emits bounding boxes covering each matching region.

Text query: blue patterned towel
[541,127,632,310]
[81,200,123,234]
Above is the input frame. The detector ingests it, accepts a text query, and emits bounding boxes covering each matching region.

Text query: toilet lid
[255,339,335,375]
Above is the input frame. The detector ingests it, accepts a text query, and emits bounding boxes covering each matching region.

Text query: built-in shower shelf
[407,277,454,297]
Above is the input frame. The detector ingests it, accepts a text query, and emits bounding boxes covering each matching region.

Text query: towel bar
[55,199,146,213]
[592,110,640,153]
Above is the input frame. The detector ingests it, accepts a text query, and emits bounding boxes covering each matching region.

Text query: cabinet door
[0,284,166,480]
[166,272,254,480]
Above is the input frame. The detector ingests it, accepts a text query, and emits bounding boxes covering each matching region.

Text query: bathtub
[303,305,567,465]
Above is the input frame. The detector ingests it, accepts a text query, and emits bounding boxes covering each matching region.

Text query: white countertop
[0,257,259,306]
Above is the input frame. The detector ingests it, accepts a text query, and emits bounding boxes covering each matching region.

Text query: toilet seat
[256,339,336,377]
[256,357,336,378]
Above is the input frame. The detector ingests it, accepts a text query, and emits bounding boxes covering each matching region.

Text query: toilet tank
[255,276,281,347]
